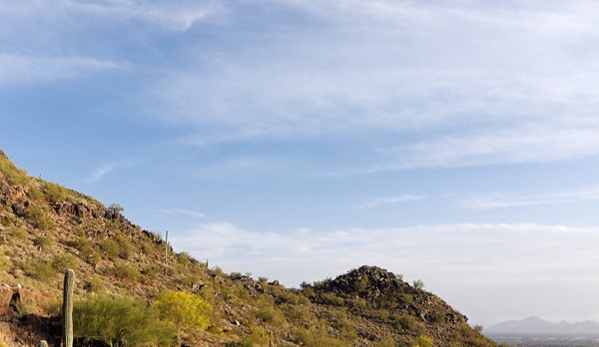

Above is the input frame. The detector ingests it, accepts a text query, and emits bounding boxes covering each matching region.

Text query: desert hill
[0,150,501,347]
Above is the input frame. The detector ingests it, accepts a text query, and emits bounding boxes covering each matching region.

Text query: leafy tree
[73,294,176,347]
[153,290,212,330]
[108,203,125,213]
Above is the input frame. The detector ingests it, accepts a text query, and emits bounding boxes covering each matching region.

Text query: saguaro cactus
[62,269,74,347]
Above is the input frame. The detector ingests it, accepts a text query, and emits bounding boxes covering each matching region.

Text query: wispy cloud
[0,0,222,32]
[0,54,122,86]
[356,194,427,210]
[192,156,293,180]
[158,209,206,219]
[465,187,599,210]
[171,222,599,287]
[375,124,599,170]
[0,1,222,86]
[147,0,599,170]
[83,161,138,184]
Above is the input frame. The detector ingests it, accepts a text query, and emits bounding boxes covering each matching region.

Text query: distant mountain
[485,316,599,335]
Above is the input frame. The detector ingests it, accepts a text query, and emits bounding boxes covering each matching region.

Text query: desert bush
[12,297,37,316]
[255,301,286,325]
[400,293,414,304]
[23,259,56,280]
[354,276,370,293]
[83,275,106,293]
[0,250,8,272]
[11,226,28,240]
[116,236,132,260]
[33,233,55,249]
[413,335,434,347]
[249,326,273,344]
[100,238,119,260]
[74,294,177,347]
[82,248,100,266]
[73,233,91,251]
[333,318,358,340]
[25,206,56,230]
[0,156,30,186]
[225,339,254,347]
[317,293,345,306]
[52,253,79,272]
[291,326,346,347]
[44,182,71,202]
[153,290,212,330]
[107,263,140,281]
[42,298,62,316]
[413,279,425,290]
[377,339,397,347]
[396,314,425,335]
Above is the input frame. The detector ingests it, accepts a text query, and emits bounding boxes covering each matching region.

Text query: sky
[2,0,599,326]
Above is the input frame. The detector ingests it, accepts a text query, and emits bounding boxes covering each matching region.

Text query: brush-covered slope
[0,150,500,347]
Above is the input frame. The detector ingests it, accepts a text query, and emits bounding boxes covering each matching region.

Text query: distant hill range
[485,316,599,335]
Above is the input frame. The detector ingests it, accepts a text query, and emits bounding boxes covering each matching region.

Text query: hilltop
[0,150,501,347]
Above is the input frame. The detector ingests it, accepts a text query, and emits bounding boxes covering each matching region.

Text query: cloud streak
[0,54,122,86]
[465,187,599,209]
[158,209,206,219]
[356,194,427,210]
[145,0,599,171]
[171,222,599,287]
[83,161,138,184]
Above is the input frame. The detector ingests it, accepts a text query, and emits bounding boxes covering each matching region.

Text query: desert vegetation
[0,150,500,347]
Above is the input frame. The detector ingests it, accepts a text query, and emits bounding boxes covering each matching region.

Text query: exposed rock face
[328,265,410,300]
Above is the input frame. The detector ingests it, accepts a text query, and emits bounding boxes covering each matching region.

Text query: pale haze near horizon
[2,0,599,327]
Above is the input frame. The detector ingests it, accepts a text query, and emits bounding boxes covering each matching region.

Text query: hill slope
[0,150,500,347]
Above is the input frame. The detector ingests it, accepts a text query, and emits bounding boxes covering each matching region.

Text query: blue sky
[3,0,599,326]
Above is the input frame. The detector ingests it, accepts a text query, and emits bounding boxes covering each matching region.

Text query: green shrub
[33,233,55,249]
[317,293,345,306]
[377,339,397,347]
[23,259,56,281]
[52,253,79,272]
[26,206,56,230]
[0,250,8,272]
[333,319,358,340]
[396,314,425,335]
[107,263,140,281]
[292,326,346,347]
[0,155,30,186]
[413,279,425,290]
[84,276,106,293]
[413,335,433,347]
[11,227,28,240]
[116,236,132,260]
[12,297,37,316]
[74,294,177,347]
[100,238,119,260]
[255,301,286,325]
[82,248,100,266]
[249,326,273,344]
[153,290,212,330]
[44,182,71,202]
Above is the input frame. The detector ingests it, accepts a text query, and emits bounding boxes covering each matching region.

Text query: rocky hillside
[0,150,502,347]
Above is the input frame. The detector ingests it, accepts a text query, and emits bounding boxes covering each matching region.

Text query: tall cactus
[62,269,74,347]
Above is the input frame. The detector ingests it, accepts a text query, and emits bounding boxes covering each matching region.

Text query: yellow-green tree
[153,290,212,330]
[413,335,434,347]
